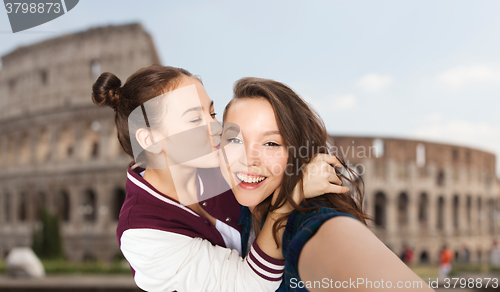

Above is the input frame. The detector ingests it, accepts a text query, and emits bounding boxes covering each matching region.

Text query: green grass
[412,265,439,280]
[41,259,132,274]
[450,263,490,275]
[412,263,500,280]
[0,259,132,275]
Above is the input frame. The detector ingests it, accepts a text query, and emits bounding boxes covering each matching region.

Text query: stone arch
[418,192,428,227]
[90,59,101,78]
[416,143,426,167]
[374,192,387,228]
[82,189,97,222]
[58,190,70,222]
[453,195,459,230]
[372,139,384,158]
[19,133,30,165]
[35,191,46,221]
[466,195,472,229]
[436,170,445,187]
[477,197,482,230]
[36,128,50,163]
[437,196,445,231]
[83,122,100,160]
[4,192,11,223]
[58,125,74,159]
[19,191,28,222]
[397,192,409,228]
[488,198,495,235]
[113,188,126,221]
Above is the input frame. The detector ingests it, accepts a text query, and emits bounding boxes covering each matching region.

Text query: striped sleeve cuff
[246,241,285,281]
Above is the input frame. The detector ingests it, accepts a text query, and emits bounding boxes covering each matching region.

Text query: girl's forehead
[163,84,203,114]
[226,97,271,117]
[224,98,280,136]
[161,83,211,118]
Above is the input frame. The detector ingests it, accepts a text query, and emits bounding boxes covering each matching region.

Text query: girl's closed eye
[190,117,202,123]
[227,137,243,144]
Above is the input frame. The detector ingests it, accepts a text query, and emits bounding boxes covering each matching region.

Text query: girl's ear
[136,128,162,154]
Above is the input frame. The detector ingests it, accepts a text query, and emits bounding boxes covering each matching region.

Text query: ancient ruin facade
[0,23,498,265]
[0,23,160,262]
[332,136,500,265]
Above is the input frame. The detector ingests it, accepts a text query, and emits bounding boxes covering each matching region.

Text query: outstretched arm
[298,217,434,291]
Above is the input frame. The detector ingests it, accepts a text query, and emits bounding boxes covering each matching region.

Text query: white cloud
[412,114,500,176]
[329,94,357,111]
[357,73,394,92]
[436,64,500,91]
[418,112,445,124]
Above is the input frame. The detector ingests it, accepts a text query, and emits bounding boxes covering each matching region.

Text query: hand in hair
[271,153,348,214]
[301,153,349,199]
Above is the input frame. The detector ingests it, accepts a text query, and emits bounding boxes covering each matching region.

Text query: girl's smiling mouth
[234,171,267,190]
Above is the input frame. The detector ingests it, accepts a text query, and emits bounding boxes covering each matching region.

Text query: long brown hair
[224,77,372,245]
[91,65,195,160]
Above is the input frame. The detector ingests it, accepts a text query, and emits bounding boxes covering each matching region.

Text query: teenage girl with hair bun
[91,65,348,292]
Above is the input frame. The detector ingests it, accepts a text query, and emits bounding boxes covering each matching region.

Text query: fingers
[326,184,350,194]
[328,173,342,186]
[316,153,342,168]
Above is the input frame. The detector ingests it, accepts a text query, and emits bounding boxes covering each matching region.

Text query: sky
[1,0,499,176]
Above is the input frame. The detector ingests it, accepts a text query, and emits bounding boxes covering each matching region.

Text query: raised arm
[257,153,349,262]
[298,217,435,291]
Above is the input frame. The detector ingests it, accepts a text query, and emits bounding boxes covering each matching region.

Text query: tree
[32,208,63,259]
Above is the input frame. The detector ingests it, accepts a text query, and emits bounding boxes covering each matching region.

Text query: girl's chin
[233,192,264,209]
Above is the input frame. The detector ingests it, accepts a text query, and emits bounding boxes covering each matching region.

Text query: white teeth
[235,173,266,184]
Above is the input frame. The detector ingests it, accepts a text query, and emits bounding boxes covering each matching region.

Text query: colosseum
[332,136,500,264]
[0,23,160,262]
[0,23,499,264]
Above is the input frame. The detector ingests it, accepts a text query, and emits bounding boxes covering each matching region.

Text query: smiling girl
[220,77,435,291]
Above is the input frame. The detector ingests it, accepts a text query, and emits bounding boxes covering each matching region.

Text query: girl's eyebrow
[182,101,214,116]
[182,107,202,116]
[263,130,280,136]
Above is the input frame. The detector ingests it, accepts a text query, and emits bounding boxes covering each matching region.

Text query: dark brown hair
[91,65,195,160]
[224,77,372,245]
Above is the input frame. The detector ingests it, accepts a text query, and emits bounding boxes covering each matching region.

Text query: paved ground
[0,272,499,291]
[0,275,142,291]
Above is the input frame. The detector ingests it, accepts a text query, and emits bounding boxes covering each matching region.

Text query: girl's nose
[210,121,222,137]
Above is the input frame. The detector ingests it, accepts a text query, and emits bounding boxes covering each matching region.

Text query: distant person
[462,244,470,263]
[439,245,454,279]
[491,240,500,268]
[400,244,414,265]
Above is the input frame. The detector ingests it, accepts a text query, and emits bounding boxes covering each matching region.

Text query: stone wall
[0,23,159,262]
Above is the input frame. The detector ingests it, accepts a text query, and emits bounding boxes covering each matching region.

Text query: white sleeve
[120,228,284,292]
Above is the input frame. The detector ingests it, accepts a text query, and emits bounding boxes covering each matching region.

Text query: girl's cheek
[266,155,288,176]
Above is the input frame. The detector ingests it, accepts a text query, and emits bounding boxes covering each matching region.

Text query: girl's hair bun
[91,72,122,109]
